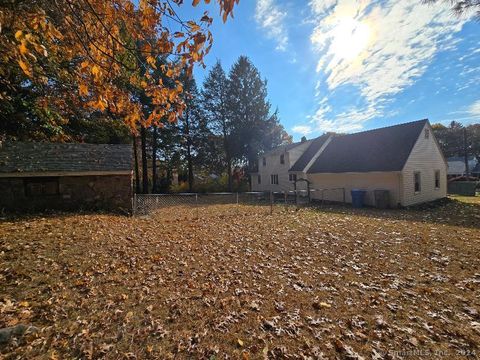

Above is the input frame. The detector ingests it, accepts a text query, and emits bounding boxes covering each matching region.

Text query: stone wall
[0,174,132,213]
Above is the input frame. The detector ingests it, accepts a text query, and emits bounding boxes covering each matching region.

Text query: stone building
[0,142,132,212]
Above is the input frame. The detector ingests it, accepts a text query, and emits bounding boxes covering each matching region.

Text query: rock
[313,301,331,310]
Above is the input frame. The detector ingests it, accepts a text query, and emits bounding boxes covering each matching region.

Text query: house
[447,156,479,179]
[0,142,133,212]
[249,138,313,192]
[251,119,447,207]
[473,162,480,178]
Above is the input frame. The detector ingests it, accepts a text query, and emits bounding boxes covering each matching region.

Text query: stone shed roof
[0,142,132,174]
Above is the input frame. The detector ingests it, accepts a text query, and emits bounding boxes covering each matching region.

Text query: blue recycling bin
[351,189,367,208]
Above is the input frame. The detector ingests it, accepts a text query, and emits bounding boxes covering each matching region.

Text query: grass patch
[1,201,479,358]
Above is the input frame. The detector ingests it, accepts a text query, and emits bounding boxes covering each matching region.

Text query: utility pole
[464,128,470,180]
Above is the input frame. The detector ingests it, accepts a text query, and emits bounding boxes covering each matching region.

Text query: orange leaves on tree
[78,84,89,97]
[91,66,100,78]
[3,0,239,133]
[18,60,32,77]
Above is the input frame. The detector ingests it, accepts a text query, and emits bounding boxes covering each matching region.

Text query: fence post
[195,193,199,220]
[270,190,273,215]
[236,192,239,215]
[132,193,136,216]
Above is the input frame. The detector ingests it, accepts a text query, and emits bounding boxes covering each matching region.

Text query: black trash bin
[374,189,390,209]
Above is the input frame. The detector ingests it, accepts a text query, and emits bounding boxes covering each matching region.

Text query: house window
[289,173,297,182]
[280,154,285,164]
[414,172,421,193]
[270,174,278,185]
[435,170,440,189]
[262,157,266,166]
[424,129,430,139]
[258,175,261,184]
[24,177,60,197]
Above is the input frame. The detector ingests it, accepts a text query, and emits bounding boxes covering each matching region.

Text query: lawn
[1,198,479,359]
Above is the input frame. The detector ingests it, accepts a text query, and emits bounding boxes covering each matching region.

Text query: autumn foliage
[0,0,239,133]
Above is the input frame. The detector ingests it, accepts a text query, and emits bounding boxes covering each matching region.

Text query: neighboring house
[288,134,332,191]
[251,119,447,207]
[250,139,312,192]
[473,162,480,178]
[0,142,133,212]
[447,156,479,178]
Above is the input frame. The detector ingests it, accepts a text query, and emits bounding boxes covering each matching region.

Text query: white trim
[414,171,421,194]
[0,170,132,178]
[302,135,333,173]
[434,169,441,190]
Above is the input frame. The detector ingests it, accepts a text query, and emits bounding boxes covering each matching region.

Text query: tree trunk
[167,166,172,190]
[223,129,232,192]
[187,144,194,192]
[151,125,158,193]
[140,126,148,194]
[226,154,232,192]
[132,134,141,194]
[183,111,194,192]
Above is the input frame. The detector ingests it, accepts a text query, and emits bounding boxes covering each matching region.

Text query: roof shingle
[0,142,132,174]
[289,134,330,172]
[307,119,428,174]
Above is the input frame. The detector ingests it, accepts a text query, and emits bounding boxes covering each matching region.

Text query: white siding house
[250,140,311,192]
[401,123,448,206]
[306,120,447,207]
[251,119,447,208]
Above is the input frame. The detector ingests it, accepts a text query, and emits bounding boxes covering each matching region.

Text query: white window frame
[434,170,440,189]
[289,173,297,182]
[414,172,421,194]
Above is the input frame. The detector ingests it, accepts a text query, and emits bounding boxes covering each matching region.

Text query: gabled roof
[307,119,428,174]
[289,134,330,172]
[0,142,132,174]
[263,140,310,156]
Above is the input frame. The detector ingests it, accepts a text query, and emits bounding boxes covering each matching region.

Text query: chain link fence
[133,192,270,219]
[133,189,346,219]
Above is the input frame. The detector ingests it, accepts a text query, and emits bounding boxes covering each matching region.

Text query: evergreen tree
[201,61,234,191]
[177,74,205,192]
[227,56,290,171]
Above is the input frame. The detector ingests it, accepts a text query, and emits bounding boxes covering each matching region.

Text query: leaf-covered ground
[1,197,479,359]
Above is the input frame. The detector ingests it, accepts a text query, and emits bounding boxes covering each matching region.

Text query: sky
[177,0,480,141]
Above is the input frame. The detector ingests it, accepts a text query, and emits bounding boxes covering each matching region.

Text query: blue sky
[177,0,479,141]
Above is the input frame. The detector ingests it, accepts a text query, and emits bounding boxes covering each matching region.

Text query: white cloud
[469,100,480,118]
[292,125,313,135]
[309,103,380,133]
[255,0,289,51]
[308,0,472,133]
[435,100,480,125]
